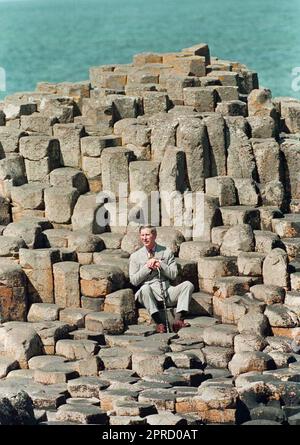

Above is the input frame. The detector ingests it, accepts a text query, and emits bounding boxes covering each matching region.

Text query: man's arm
[129,254,151,287]
[159,250,178,280]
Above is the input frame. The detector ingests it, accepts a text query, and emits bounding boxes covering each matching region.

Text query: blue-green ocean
[0,0,300,100]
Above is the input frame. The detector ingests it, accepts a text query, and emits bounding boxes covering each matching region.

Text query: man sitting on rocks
[129,225,194,333]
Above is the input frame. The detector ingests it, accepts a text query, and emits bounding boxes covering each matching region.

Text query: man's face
[140,228,156,249]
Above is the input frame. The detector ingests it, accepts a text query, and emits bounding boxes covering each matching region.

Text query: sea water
[0,0,300,99]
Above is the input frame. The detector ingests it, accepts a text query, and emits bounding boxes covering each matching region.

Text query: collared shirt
[146,244,156,258]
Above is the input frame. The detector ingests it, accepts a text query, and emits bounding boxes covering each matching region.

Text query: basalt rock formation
[0,43,300,425]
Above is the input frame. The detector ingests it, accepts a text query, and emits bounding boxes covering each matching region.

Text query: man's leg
[167,281,194,331]
[137,284,166,332]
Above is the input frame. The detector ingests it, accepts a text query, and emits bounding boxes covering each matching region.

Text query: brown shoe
[172,320,190,333]
[156,323,166,334]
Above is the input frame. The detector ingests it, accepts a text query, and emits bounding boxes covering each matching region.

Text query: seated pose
[129,225,194,333]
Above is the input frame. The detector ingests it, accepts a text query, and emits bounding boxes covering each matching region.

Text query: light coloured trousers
[137,280,194,316]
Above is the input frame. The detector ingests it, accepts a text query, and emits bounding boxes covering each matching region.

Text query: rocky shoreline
[0,43,300,425]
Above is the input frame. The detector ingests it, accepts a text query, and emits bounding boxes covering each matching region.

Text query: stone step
[281,238,300,260]
[55,339,99,360]
[254,230,282,253]
[55,403,108,424]
[197,256,238,293]
[33,362,79,384]
[68,329,105,344]
[213,294,265,324]
[213,276,262,298]
[67,377,110,398]
[27,303,61,323]
[189,292,213,316]
[220,206,260,229]
[250,284,285,304]
[85,312,124,334]
[58,308,92,328]
[272,215,300,238]
[237,252,265,276]
[179,241,219,261]
[202,346,234,368]
[98,346,132,370]
[99,388,139,411]
[285,291,300,306]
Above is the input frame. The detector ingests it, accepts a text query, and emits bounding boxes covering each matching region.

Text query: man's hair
[139,225,157,235]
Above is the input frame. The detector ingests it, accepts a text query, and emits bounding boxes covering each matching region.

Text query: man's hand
[153,260,161,270]
[146,259,161,270]
[146,258,157,269]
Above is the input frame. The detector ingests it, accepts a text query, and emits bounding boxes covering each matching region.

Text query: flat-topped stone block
[80,296,105,312]
[55,403,108,424]
[53,123,85,168]
[198,256,237,293]
[285,291,300,307]
[237,252,265,276]
[220,206,260,229]
[19,248,60,304]
[258,207,283,231]
[27,303,60,322]
[98,388,139,411]
[58,308,91,327]
[11,183,45,210]
[98,347,132,370]
[80,264,125,297]
[4,221,45,249]
[237,312,270,337]
[131,352,172,377]
[272,215,300,238]
[213,294,265,325]
[254,230,281,253]
[67,376,109,398]
[67,231,105,253]
[205,176,236,206]
[33,362,79,384]
[282,238,300,260]
[49,167,88,195]
[0,322,42,368]
[250,284,285,305]
[234,334,267,354]
[28,355,66,370]
[31,320,76,354]
[179,241,219,261]
[43,229,70,248]
[44,186,79,224]
[104,289,136,325]
[228,351,275,376]
[98,233,123,249]
[85,312,124,334]
[213,276,261,298]
[55,339,99,360]
[69,329,105,344]
[138,389,177,411]
[264,304,299,328]
[203,324,238,347]
[220,224,255,256]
